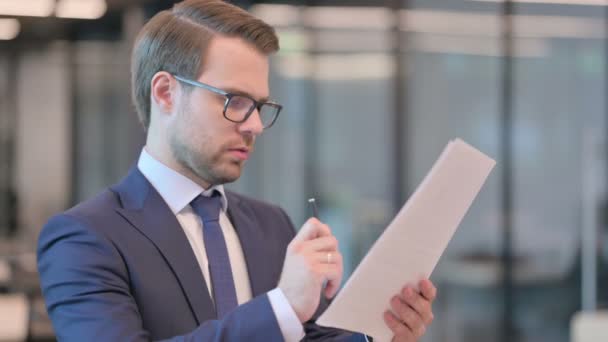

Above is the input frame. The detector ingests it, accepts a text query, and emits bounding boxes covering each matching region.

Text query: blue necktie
[190,192,238,319]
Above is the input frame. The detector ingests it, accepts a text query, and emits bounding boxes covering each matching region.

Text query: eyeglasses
[173,75,282,129]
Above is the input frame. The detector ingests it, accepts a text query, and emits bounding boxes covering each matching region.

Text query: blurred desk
[0,293,28,341]
[571,311,608,342]
[0,237,39,293]
[0,251,54,340]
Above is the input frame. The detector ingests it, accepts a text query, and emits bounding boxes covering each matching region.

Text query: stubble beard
[169,102,242,187]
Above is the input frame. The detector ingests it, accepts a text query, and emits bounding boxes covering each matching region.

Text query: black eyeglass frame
[173,75,282,129]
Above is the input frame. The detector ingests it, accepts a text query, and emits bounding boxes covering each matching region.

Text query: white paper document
[316,138,496,341]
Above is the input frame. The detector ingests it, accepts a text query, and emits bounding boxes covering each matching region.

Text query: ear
[150,71,177,114]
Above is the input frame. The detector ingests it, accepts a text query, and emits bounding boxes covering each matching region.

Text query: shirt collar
[137,148,228,214]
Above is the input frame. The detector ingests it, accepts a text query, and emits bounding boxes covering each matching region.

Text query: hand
[278,218,343,323]
[384,279,437,342]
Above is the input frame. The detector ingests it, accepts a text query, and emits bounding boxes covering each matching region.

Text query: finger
[292,218,332,243]
[391,296,426,338]
[401,287,433,325]
[302,235,338,253]
[419,279,437,302]
[383,311,414,342]
[320,262,343,298]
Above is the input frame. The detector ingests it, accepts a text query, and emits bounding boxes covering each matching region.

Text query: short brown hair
[131,0,280,130]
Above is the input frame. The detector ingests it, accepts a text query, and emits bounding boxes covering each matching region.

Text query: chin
[212,165,242,185]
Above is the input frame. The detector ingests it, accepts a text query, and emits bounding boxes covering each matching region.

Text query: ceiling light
[0,0,54,17]
[56,0,107,20]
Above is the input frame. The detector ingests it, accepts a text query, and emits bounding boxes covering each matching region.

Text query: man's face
[169,36,269,187]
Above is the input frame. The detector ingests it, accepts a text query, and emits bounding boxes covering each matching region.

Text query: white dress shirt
[137,149,304,341]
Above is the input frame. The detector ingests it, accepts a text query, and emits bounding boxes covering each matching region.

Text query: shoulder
[37,189,130,286]
[66,189,122,220]
[38,189,123,251]
[50,188,121,229]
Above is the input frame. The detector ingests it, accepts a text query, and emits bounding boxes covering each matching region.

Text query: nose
[238,108,264,136]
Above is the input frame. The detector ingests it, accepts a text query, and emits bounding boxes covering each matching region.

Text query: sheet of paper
[316,138,496,341]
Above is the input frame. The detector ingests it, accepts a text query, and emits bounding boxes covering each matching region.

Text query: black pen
[308,198,319,218]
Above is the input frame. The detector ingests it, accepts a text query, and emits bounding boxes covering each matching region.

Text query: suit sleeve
[276,208,369,342]
[37,214,283,342]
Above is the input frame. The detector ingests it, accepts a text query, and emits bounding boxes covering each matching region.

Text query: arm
[37,214,283,342]
[277,208,368,342]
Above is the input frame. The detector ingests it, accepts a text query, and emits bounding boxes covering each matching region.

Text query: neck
[144,140,212,191]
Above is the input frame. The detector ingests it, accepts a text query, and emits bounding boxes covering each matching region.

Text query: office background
[0,0,607,341]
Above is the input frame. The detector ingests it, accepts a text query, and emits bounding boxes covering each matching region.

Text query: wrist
[277,285,307,323]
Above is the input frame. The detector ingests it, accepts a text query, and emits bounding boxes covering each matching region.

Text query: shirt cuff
[267,288,305,342]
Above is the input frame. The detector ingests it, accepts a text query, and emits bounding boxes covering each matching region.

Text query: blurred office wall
[0,0,607,341]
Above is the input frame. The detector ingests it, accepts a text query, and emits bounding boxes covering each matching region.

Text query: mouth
[226,146,251,161]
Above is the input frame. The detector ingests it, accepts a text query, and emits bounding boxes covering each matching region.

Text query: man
[37,1,436,341]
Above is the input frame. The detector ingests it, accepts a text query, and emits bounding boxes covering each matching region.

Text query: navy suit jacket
[37,167,366,341]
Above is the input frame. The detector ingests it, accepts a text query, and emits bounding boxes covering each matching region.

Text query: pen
[308,198,319,218]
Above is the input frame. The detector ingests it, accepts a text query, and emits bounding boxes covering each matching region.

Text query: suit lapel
[226,192,278,297]
[112,167,216,323]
